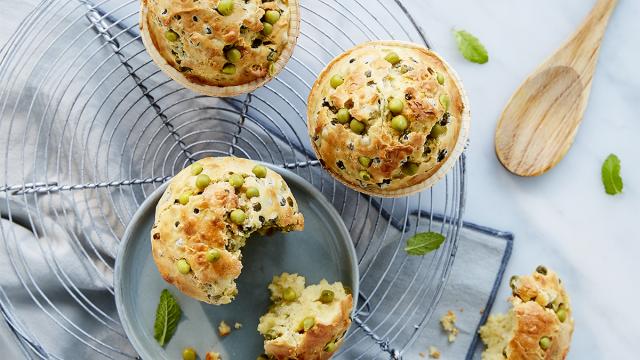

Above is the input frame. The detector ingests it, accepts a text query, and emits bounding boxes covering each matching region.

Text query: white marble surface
[404,0,639,358]
[1,0,638,358]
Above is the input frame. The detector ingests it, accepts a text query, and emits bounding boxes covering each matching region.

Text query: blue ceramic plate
[115,164,359,359]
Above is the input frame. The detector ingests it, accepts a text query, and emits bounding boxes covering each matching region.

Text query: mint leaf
[601,154,623,195]
[405,232,446,256]
[453,30,489,64]
[154,289,182,346]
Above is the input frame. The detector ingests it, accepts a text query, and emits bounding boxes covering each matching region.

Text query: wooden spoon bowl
[495,0,617,176]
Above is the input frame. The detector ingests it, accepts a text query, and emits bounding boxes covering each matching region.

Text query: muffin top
[307,41,469,197]
[141,0,297,88]
[151,157,304,304]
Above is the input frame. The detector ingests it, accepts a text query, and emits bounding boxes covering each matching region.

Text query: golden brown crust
[151,157,304,304]
[307,40,470,197]
[140,0,300,96]
[480,267,574,360]
[264,295,352,360]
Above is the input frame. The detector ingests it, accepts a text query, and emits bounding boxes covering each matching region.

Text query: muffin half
[140,0,300,96]
[258,273,352,360]
[307,40,470,197]
[479,266,574,360]
[151,157,304,304]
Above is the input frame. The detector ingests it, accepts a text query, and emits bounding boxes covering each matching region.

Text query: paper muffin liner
[307,40,471,198]
[139,0,300,97]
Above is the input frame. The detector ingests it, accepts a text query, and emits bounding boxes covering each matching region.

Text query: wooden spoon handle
[555,0,617,73]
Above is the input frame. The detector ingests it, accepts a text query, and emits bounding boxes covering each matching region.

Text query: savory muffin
[151,157,304,304]
[258,273,353,360]
[479,266,574,360]
[307,40,470,197]
[140,0,300,96]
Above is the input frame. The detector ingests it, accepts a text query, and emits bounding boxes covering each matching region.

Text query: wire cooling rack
[0,0,466,359]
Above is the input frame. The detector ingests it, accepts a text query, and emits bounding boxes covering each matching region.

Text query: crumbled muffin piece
[440,310,459,342]
[429,346,441,359]
[479,266,574,360]
[234,322,242,329]
[205,352,221,360]
[258,273,353,359]
[218,320,231,337]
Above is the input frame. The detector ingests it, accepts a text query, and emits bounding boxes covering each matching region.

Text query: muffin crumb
[429,346,441,359]
[440,310,459,342]
[218,320,231,337]
[234,322,242,329]
[205,352,221,360]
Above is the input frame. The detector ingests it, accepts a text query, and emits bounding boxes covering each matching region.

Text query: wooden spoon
[495,0,617,176]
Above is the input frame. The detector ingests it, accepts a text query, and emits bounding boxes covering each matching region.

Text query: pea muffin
[257,273,353,360]
[307,40,470,197]
[140,0,300,96]
[479,266,574,360]
[151,157,304,304]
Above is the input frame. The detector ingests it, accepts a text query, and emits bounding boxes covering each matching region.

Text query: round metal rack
[0,0,466,358]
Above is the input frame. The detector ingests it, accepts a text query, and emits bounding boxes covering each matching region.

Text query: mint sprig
[154,289,182,346]
[405,232,446,256]
[601,154,623,195]
[453,29,489,64]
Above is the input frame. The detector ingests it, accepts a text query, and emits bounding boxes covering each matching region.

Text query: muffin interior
[258,273,351,357]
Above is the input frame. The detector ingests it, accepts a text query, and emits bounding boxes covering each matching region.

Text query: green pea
[182,347,197,360]
[222,63,236,75]
[246,187,260,198]
[384,52,401,65]
[358,156,371,168]
[164,30,179,42]
[323,342,337,352]
[556,308,567,323]
[299,317,315,332]
[228,174,244,188]
[439,93,450,111]
[319,289,335,303]
[230,209,246,224]
[217,0,234,16]
[178,191,192,205]
[283,287,297,301]
[536,265,548,275]
[336,108,350,123]
[195,174,211,189]
[437,72,445,85]
[177,259,191,274]
[350,119,365,134]
[330,74,344,89]
[225,47,242,63]
[359,170,371,181]
[391,115,408,132]
[264,10,280,24]
[252,165,268,178]
[402,162,419,176]
[430,124,447,138]
[388,98,404,114]
[324,342,337,352]
[539,336,551,350]
[191,162,203,175]
[262,22,273,36]
[206,248,221,262]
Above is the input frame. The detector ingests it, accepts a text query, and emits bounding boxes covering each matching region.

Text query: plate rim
[114,162,359,359]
